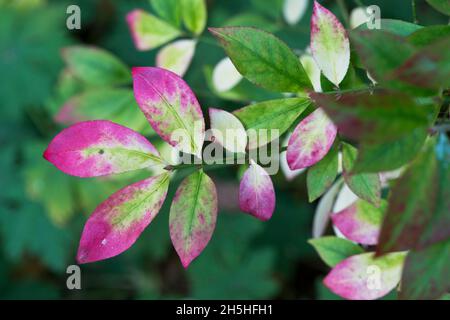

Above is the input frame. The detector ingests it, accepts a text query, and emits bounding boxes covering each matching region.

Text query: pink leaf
[287,108,337,170]
[311,1,350,87]
[169,170,218,268]
[239,160,276,221]
[132,67,205,158]
[77,173,170,263]
[43,120,162,177]
[324,252,406,300]
[332,199,387,245]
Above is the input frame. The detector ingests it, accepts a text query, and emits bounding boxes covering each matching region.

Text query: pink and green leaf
[332,199,387,245]
[169,170,218,268]
[77,173,170,263]
[324,252,406,300]
[239,160,276,221]
[43,120,163,178]
[287,108,337,170]
[209,108,247,153]
[310,1,350,87]
[126,9,182,51]
[132,67,205,158]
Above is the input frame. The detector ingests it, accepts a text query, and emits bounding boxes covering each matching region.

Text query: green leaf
[55,88,151,134]
[210,27,311,93]
[378,136,450,254]
[392,36,450,90]
[62,46,131,86]
[151,0,181,26]
[353,128,428,173]
[233,97,310,148]
[181,0,207,35]
[311,91,436,145]
[400,240,450,300]
[342,143,381,206]
[308,236,364,267]
[307,142,339,202]
[356,19,422,36]
[408,25,450,48]
[126,9,182,50]
[426,0,450,16]
[350,30,416,84]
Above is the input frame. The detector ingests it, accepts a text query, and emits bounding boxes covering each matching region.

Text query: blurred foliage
[0,0,447,299]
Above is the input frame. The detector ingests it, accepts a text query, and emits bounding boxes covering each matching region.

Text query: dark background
[0,0,446,299]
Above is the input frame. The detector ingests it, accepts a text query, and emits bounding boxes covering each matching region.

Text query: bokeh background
[0,0,447,299]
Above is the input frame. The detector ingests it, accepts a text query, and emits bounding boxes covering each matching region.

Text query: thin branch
[411,0,418,24]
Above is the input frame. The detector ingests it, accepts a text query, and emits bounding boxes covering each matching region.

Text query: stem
[411,0,418,24]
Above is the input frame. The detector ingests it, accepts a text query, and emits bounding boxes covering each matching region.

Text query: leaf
[311,91,436,144]
[353,128,428,173]
[212,57,243,92]
[408,25,450,48]
[324,252,407,300]
[342,142,381,206]
[349,30,415,84]
[308,236,364,267]
[377,136,450,254]
[356,19,422,36]
[156,39,197,77]
[310,1,350,87]
[287,108,337,170]
[132,67,205,158]
[400,240,450,300]
[126,9,182,51]
[181,0,207,35]
[169,170,218,267]
[283,0,309,25]
[62,46,131,86]
[209,27,311,92]
[44,120,162,177]
[151,0,182,26]
[77,173,170,263]
[392,36,450,90]
[233,97,310,149]
[312,180,343,238]
[426,0,450,16]
[55,88,149,133]
[350,7,369,29]
[239,160,276,221]
[307,142,339,202]
[300,54,322,92]
[332,199,387,245]
[209,108,247,153]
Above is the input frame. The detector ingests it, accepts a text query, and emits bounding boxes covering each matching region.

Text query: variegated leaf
[44,120,162,177]
[332,199,387,245]
[156,39,197,77]
[169,170,218,267]
[324,252,407,300]
[310,1,350,87]
[132,67,205,158]
[239,160,276,221]
[126,9,181,51]
[212,57,243,92]
[287,108,337,170]
[77,173,170,263]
